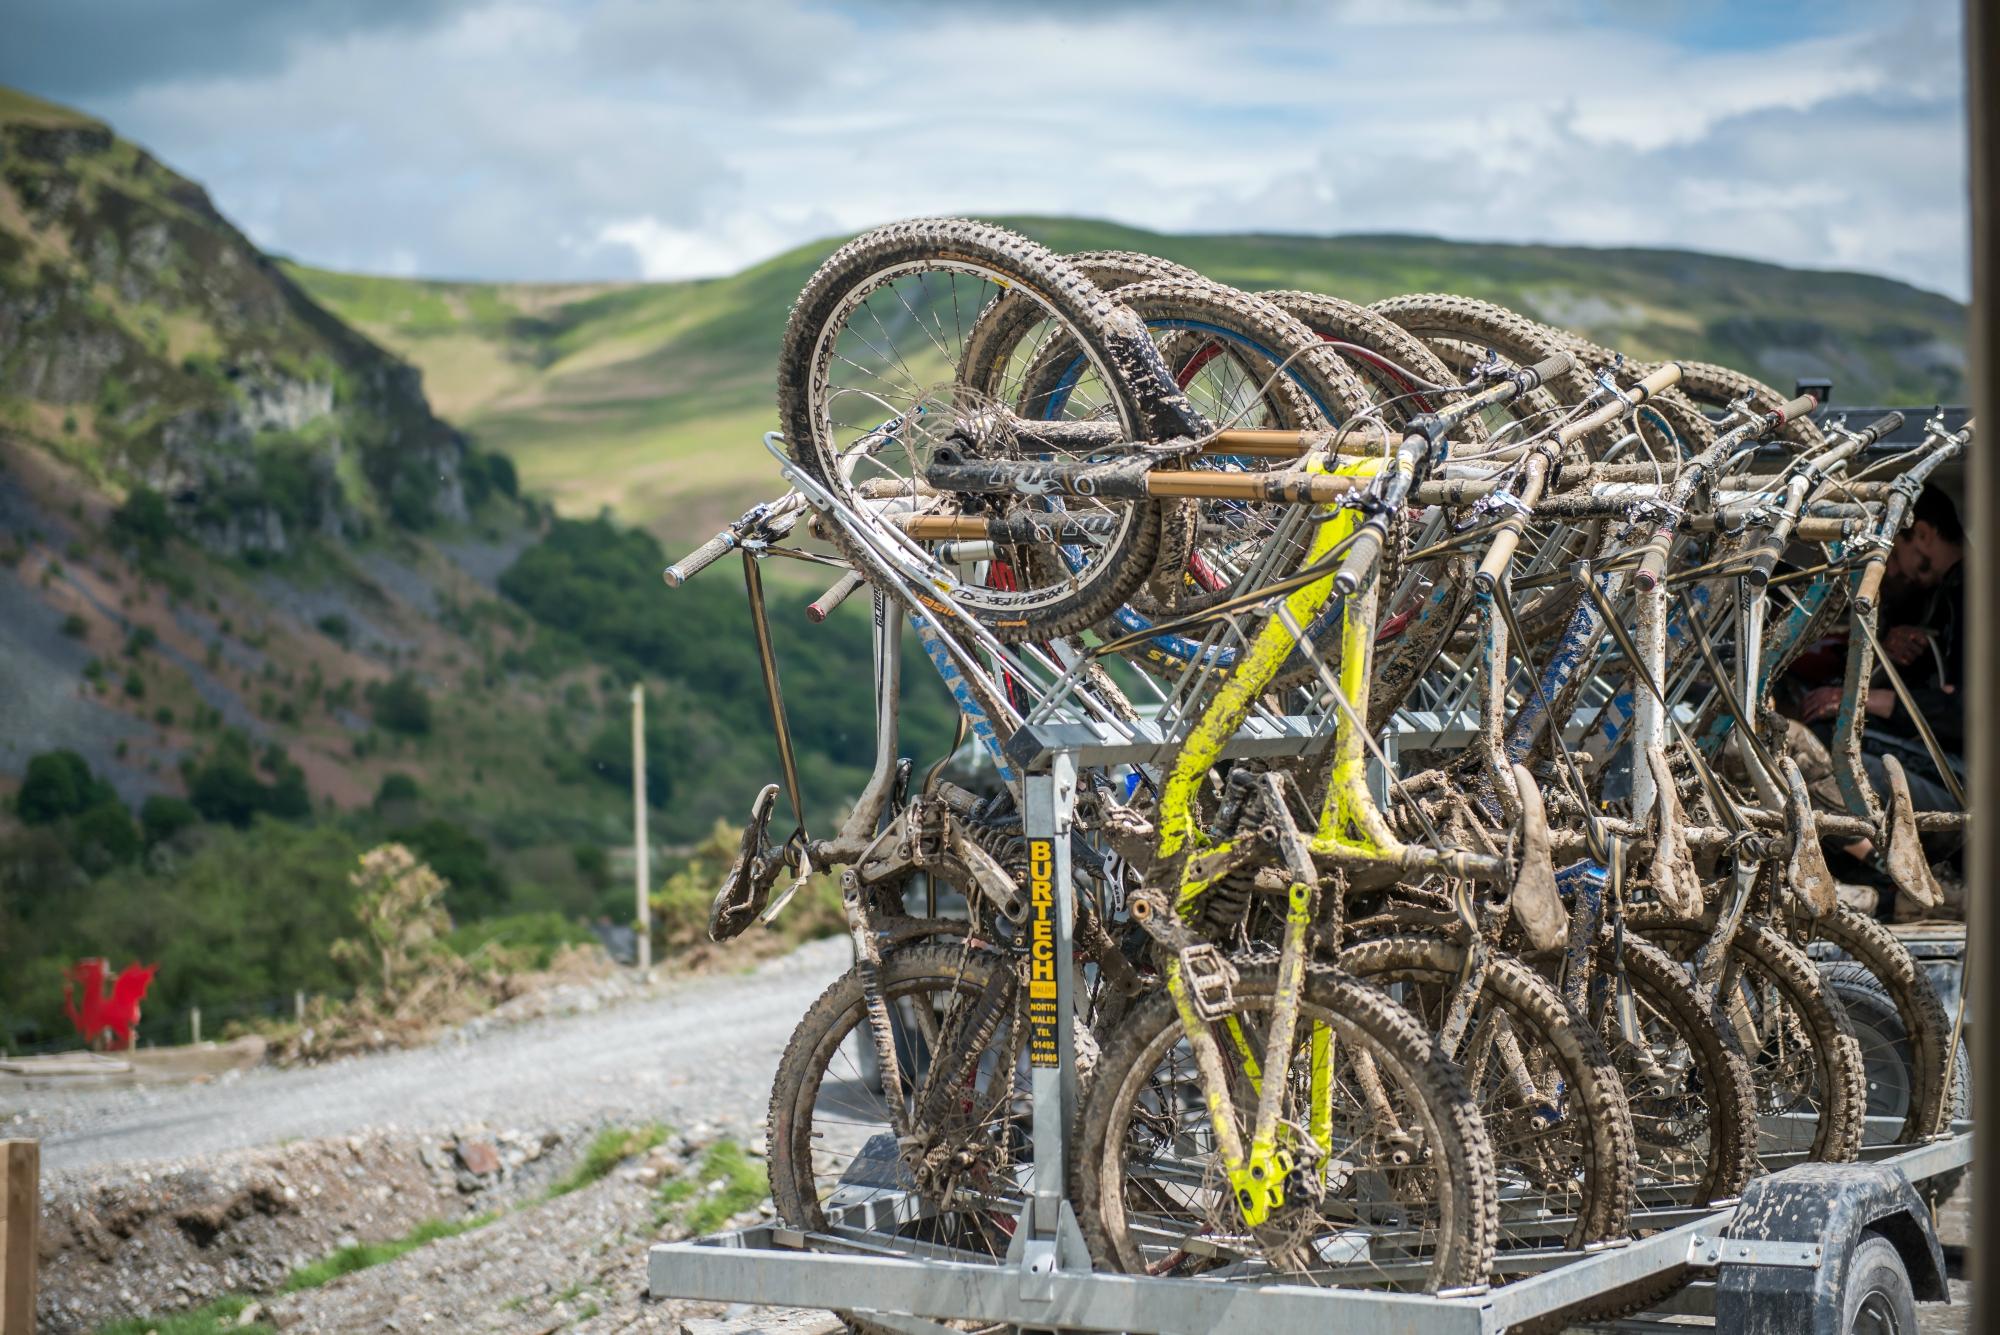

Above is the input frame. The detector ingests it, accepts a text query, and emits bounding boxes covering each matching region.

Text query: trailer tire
[1841,1232,1919,1334]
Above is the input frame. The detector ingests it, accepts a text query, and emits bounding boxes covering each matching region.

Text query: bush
[60,613,87,639]
[316,613,352,645]
[573,843,610,887]
[109,486,175,554]
[187,739,312,827]
[0,820,370,1046]
[70,802,142,873]
[373,772,422,808]
[368,673,432,736]
[140,794,200,846]
[387,817,506,919]
[16,749,116,824]
[445,911,593,970]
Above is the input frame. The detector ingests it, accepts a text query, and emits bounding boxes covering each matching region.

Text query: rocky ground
[10,937,850,1171]
[16,938,852,1332]
[15,932,1974,1333]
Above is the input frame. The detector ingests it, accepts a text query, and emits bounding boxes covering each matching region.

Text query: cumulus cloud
[0,0,1968,294]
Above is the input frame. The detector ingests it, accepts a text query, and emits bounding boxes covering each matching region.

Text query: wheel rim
[806,258,1142,621]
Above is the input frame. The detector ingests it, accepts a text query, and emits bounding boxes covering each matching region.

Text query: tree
[369,673,433,736]
[374,772,422,809]
[109,486,175,553]
[388,818,507,920]
[187,742,312,827]
[70,803,142,873]
[140,795,200,846]
[16,750,115,824]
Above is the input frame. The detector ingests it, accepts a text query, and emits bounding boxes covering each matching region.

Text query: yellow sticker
[1027,838,1058,1068]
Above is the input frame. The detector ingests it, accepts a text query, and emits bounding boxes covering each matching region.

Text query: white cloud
[23,0,1968,296]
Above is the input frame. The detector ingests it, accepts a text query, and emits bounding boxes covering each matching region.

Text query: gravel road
[8,937,851,1175]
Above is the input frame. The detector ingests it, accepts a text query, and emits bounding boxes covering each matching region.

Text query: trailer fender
[1712,1161,1946,1334]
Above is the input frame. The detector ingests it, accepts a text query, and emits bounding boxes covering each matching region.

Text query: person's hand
[1881,625,1930,666]
[1800,685,1845,722]
[1866,687,1896,719]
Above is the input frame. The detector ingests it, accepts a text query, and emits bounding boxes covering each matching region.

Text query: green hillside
[0,89,956,1049]
[292,218,1968,548]
[0,89,481,553]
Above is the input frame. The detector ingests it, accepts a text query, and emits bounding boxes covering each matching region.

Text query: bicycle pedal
[1178,944,1239,1020]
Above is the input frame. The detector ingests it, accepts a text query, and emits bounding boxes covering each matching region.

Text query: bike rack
[650,724,1975,1335]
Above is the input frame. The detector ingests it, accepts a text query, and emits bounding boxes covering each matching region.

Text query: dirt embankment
[40,1126,570,1333]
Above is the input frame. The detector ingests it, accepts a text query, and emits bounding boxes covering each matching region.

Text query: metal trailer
[651,722,1974,1335]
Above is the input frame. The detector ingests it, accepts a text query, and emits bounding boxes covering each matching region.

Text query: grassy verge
[279,1213,496,1292]
[654,1138,768,1235]
[543,1122,669,1200]
[98,1294,271,1335]
[96,1122,681,1333]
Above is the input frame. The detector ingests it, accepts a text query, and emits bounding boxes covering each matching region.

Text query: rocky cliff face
[0,88,467,554]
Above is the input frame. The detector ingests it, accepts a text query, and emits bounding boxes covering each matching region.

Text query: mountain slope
[1,89,956,1051]
[0,87,470,554]
[293,217,1968,547]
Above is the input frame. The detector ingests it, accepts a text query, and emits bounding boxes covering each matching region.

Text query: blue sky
[0,0,1970,296]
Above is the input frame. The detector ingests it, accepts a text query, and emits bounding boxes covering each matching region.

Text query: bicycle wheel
[766,940,1028,1255]
[1819,961,1971,1205]
[1074,959,1497,1292]
[1339,935,1634,1252]
[1040,278,1389,683]
[1368,292,1594,451]
[1813,907,1956,1147]
[777,218,1185,640]
[1355,896,1757,1209]
[1572,935,1758,1207]
[1628,912,1867,1163]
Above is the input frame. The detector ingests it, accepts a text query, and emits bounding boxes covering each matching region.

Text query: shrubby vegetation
[498,515,959,830]
[367,672,433,735]
[0,742,614,1050]
[2,510,948,1054]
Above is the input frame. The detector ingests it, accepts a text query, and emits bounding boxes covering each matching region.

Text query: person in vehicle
[1788,487,1965,914]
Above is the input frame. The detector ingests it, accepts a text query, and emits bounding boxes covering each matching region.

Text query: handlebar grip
[1854,411,1904,447]
[1473,524,1527,591]
[1771,393,1818,425]
[806,570,866,623]
[1742,536,1786,588]
[1331,525,1386,597]
[1635,362,1682,397]
[1631,529,1674,591]
[1853,557,1887,611]
[1523,351,1573,391]
[663,532,737,588]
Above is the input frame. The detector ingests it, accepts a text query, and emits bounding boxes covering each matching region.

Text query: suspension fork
[1169,780,1331,1224]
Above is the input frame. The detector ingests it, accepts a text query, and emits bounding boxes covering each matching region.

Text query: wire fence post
[632,684,652,973]
[294,990,306,1025]
[190,1004,201,1046]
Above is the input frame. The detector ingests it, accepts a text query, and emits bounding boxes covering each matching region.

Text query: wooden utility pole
[632,684,652,973]
[1,1139,36,1335]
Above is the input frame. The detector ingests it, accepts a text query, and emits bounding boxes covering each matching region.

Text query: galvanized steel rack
[649,723,1973,1335]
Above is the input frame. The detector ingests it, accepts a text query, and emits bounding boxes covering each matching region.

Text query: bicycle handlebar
[1770,392,1818,425]
[664,531,739,587]
[1331,352,1576,597]
[806,569,866,622]
[1849,410,1904,449]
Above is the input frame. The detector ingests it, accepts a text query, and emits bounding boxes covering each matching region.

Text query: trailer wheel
[1842,1232,1918,1335]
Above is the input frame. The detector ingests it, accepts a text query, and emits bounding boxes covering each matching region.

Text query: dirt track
[7,937,850,1174]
